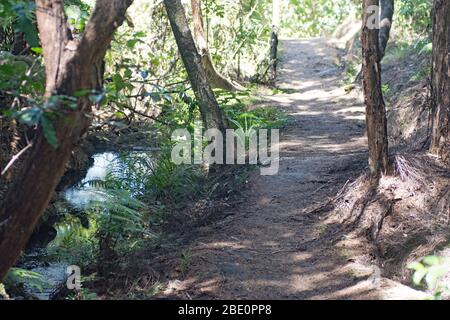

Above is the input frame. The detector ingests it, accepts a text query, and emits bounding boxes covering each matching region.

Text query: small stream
[65,152,119,209]
[18,150,155,300]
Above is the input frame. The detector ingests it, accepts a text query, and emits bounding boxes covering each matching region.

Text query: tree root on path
[298,153,450,284]
[302,179,351,217]
[305,153,450,239]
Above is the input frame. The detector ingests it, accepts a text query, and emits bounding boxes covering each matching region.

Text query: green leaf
[133,31,146,37]
[5,268,49,293]
[66,5,81,21]
[423,255,440,266]
[18,107,42,126]
[74,89,92,97]
[413,268,427,286]
[419,43,432,55]
[407,261,425,271]
[143,91,161,102]
[12,3,40,48]
[408,262,427,286]
[0,64,15,76]
[112,74,126,91]
[228,118,243,130]
[124,69,133,78]
[30,47,43,54]
[425,265,449,290]
[126,39,139,48]
[41,116,59,148]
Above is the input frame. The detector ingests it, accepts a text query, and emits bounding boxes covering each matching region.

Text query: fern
[4,268,50,293]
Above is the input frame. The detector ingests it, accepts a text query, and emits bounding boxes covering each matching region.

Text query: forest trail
[160,38,425,300]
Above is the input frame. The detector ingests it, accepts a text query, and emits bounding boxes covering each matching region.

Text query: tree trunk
[164,0,227,132]
[379,0,394,59]
[190,0,243,92]
[269,0,280,82]
[430,0,450,162]
[362,0,390,180]
[0,0,133,282]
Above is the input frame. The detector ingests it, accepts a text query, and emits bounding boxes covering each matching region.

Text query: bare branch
[1,141,34,177]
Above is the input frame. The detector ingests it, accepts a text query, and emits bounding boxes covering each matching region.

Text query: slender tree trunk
[362,0,390,180]
[379,0,394,58]
[430,0,450,162]
[0,0,133,282]
[269,0,280,82]
[355,0,394,81]
[190,0,243,92]
[164,0,227,132]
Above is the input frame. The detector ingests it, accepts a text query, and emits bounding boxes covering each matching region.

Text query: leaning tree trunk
[362,0,390,181]
[0,0,133,282]
[430,0,450,162]
[269,0,280,82]
[190,0,243,92]
[379,0,394,58]
[164,0,227,132]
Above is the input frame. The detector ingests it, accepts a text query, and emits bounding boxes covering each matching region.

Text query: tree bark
[190,0,243,92]
[430,0,450,162]
[0,0,133,282]
[379,0,394,59]
[269,0,280,82]
[164,0,227,132]
[362,0,390,180]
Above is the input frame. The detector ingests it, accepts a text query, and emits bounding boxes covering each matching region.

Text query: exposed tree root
[307,152,450,284]
[319,154,448,237]
[202,56,245,92]
[302,179,350,216]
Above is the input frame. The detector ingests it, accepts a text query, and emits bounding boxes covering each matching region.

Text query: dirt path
[159,38,427,300]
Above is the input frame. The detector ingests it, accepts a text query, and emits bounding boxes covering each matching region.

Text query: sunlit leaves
[397,0,432,33]
[408,261,428,285]
[65,3,90,32]
[4,268,50,293]
[30,47,43,54]
[66,5,82,21]
[283,0,353,37]
[408,255,450,299]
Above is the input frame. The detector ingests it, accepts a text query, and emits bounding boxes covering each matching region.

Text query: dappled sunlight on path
[157,38,427,300]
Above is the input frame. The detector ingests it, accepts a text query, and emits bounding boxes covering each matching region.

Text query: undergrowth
[17,86,288,299]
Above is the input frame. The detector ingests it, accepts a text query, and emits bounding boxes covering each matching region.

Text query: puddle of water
[64,152,117,209]
[24,263,68,300]
[64,151,154,209]
[18,150,155,300]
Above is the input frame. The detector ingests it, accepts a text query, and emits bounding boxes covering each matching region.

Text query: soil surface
[157,38,428,300]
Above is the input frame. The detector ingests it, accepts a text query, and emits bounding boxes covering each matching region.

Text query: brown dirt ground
[150,38,429,300]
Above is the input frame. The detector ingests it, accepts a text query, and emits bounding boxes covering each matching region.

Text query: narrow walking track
[160,38,427,300]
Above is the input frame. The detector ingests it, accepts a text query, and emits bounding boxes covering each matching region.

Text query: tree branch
[78,0,134,64]
[1,141,34,177]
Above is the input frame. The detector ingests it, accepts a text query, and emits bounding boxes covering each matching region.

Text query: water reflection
[64,151,153,209]
[64,152,117,209]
